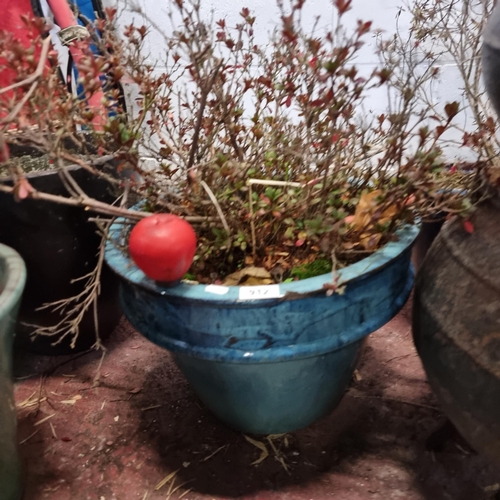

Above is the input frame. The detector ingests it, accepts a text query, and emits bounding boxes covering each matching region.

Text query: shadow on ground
[12,316,134,382]
[14,304,500,500]
[132,300,500,499]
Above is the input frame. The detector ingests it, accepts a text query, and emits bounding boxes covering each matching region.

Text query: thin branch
[200,180,231,239]
[248,182,257,260]
[186,60,223,175]
[0,183,149,220]
[0,183,221,224]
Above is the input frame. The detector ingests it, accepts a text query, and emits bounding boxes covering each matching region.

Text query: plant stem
[186,61,223,177]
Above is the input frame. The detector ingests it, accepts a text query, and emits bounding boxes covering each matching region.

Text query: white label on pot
[205,285,230,295]
[239,285,282,301]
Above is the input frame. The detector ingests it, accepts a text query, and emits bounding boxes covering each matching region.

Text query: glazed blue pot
[105,223,418,434]
[0,244,26,500]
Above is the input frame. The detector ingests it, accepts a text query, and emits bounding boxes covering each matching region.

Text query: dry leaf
[352,190,382,229]
[223,269,244,286]
[342,241,356,250]
[266,435,290,474]
[267,433,286,440]
[242,276,274,286]
[244,435,269,465]
[222,267,273,286]
[61,394,82,405]
[359,233,382,250]
[243,266,272,278]
[17,391,47,409]
[167,479,194,500]
[200,444,227,462]
[129,387,142,394]
[34,413,56,427]
[353,190,398,250]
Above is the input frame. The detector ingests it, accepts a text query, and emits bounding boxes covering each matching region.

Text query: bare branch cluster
[0,0,494,307]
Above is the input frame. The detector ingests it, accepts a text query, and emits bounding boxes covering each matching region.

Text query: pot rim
[0,243,26,319]
[105,218,419,303]
[0,163,83,183]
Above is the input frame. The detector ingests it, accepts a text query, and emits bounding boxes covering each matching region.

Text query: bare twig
[92,348,107,387]
[0,183,149,219]
[248,182,257,260]
[200,180,231,240]
[20,429,40,445]
[186,61,223,175]
[24,222,110,349]
[49,422,58,439]
[200,444,228,462]
[34,413,56,427]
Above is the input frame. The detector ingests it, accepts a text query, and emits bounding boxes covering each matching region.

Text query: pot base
[174,341,361,435]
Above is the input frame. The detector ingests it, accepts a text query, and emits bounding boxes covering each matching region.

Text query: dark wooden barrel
[413,197,500,463]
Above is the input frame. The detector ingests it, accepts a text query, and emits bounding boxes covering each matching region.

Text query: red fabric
[0,0,39,90]
[0,0,35,43]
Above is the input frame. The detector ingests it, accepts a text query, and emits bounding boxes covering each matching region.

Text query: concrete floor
[13,299,500,500]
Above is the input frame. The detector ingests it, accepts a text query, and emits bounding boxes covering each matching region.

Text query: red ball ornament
[128,214,197,282]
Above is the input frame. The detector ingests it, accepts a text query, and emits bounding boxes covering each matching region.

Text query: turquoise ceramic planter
[105,222,418,434]
[0,244,26,500]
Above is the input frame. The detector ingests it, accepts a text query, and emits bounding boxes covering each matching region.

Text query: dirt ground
[13,298,500,500]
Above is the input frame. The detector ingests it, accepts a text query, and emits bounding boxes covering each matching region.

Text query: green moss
[290,259,332,280]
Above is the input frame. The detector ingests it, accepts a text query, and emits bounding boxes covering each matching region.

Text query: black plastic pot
[0,165,122,355]
[411,217,446,272]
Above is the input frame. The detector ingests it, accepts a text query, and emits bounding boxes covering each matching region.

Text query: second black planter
[0,165,122,355]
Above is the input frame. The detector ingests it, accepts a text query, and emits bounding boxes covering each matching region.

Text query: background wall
[103,0,486,163]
